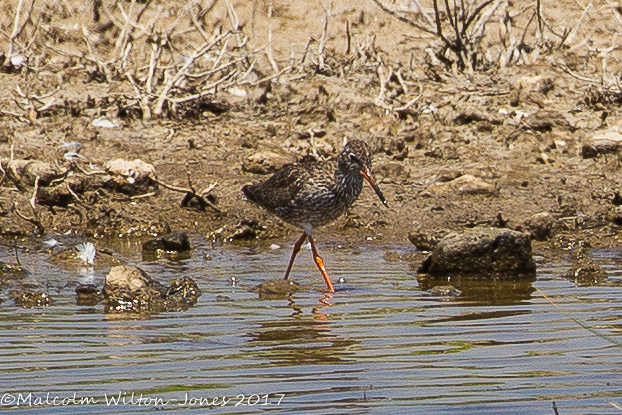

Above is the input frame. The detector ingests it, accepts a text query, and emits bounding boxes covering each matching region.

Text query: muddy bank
[0,0,622,257]
[2,68,622,255]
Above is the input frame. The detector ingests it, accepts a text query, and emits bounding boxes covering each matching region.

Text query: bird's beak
[361,168,388,207]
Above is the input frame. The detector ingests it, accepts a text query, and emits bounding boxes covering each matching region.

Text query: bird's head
[339,139,387,207]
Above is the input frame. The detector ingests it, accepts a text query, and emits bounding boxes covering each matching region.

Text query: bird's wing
[249,163,306,211]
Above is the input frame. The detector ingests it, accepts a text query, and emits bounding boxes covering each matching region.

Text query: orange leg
[308,235,335,293]
[283,232,308,280]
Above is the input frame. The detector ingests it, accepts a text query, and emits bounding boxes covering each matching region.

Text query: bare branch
[318,1,333,70]
[29,175,39,210]
[11,201,45,235]
[371,0,436,35]
[564,0,593,46]
[7,0,36,57]
[155,178,220,213]
[153,30,232,116]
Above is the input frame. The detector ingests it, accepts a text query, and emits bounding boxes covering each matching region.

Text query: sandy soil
[1,0,622,255]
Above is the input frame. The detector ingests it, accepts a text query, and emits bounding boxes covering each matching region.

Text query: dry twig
[154,178,220,213]
[7,0,36,58]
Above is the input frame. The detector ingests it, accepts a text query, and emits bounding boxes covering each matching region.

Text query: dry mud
[1,0,622,259]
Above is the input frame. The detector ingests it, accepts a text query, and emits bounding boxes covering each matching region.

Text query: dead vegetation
[0,0,620,118]
[1,0,622,241]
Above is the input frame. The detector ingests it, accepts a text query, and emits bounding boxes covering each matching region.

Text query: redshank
[242,139,387,292]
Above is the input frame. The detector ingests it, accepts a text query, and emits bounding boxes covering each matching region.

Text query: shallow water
[1,238,622,415]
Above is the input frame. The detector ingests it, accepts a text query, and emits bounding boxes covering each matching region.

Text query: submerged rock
[142,232,191,261]
[383,251,400,262]
[563,245,607,286]
[251,279,308,299]
[75,283,102,306]
[417,227,537,279]
[163,277,201,311]
[9,290,53,308]
[50,243,121,270]
[0,262,29,280]
[422,285,462,298]
[102,265,201,313]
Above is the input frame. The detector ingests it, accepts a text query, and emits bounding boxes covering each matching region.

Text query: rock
[163,277,201,311]
[75,283,102,306]
[436,169,462,182]
[523,212,555,241]
[383,137,407,160]
[563,245,607,286]
[9,290,53,308]
[522,110,574,132]
[242,151,291,175]
[431,174,497,196]
[104,158,157,195]
[417,227,537,279]
[102,265,201,313]
[383,251,400,262]
[374,163,410,180]
[37,178,84,207]
[251,278,307,299]
[0,262,29,281]
[224,220,263,242]
[92,117,122,128]
[1,159,67,186]
[105,158,155,180]
[422,285,462,297]
[104,265,156,292]
[582,130,622,159]
[142,232,191,261]
[408,232,438,251]
[453,111,502,126]
[226,225,256,241]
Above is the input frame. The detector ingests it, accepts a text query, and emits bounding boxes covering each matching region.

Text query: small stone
[431,174,496,196]
[582,130,622,159]
[423,285,462,297]
[142,232,191,261]
[383,251,400,262]
[523,212,555,241]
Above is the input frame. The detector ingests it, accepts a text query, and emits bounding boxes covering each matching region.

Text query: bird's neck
[334,170,363,202]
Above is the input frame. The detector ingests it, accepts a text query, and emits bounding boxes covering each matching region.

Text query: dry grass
[0,0,621,120]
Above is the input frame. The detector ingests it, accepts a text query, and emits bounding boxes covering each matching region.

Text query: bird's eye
[348,153,358,163]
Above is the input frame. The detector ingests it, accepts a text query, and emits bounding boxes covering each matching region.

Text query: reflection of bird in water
[310,292,333,318]
[242,139,387,292]
[245,319,357,365]
[286,292,333,319]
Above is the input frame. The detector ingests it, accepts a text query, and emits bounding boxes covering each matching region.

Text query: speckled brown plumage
[242,139,387,292]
